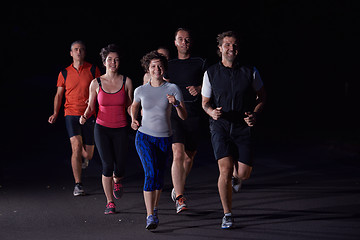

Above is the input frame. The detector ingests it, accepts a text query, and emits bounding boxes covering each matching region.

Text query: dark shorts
[171,116,200,152]
[65,115,95,145]
[210,119,254,166]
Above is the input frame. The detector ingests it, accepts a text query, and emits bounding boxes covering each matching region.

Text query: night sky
[2,1,359,155]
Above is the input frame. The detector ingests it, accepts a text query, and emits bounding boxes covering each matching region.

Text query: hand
[244,112,256,127]
[79,115,86,125]
[48,114,58,124]
[131,120,140,130]
[166,94,176,105]
[211,107,222,120]
[186,86,201,96]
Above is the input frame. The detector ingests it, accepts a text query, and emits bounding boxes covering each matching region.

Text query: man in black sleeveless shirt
[202,31,266,229]
[166,28,207,213]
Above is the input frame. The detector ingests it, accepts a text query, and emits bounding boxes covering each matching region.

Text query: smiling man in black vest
[201,31,267,229]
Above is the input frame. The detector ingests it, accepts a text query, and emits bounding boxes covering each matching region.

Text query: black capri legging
[94,123,128,178]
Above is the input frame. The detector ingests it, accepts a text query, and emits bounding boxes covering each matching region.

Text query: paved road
[1,126,359,240]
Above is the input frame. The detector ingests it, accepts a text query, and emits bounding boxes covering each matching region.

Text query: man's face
[219,36,238,63]
[70,43,86,62]
[174,30,191,55]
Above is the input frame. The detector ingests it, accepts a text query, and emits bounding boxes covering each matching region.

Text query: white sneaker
[171,188,176,202]
[232,177,242,193]
[73,183,85,196]
[82,159,89,169]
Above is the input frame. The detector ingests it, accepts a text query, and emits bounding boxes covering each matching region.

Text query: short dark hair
[141,50,168,72]
[174,27,192,40]
[99,44,121,63]
[216,31,239,57]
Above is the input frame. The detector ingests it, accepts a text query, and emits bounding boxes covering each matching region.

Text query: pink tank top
[96,77,128,128]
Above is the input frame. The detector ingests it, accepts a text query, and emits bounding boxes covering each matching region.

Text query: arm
[244,86,267,127]
[125,77,134,115]
[48,87,65,124]
[186,85,202,96]
[202,96,222,120]
[80,79,98,124]
[167,95,187,120]
[130,101,141,130]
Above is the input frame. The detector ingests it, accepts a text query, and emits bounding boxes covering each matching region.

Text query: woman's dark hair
[100,44,121,63]
[140,50,168,72]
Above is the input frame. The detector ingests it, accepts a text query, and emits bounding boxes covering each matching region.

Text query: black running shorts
[65,115,95,145]
[210,119,253,166]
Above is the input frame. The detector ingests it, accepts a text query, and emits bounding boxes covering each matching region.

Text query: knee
[102,166,114,177]
[70,137,82,153]
[144,174,156,191]
[172,143,185,162]
[173,149,185,162]
[219,165,233,180]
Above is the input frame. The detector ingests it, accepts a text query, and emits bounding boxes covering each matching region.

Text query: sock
[225,212,232,217]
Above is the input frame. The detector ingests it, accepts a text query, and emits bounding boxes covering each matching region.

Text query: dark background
[1,0,359,179]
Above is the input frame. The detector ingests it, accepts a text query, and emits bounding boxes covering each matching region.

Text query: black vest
[207,62,256,125]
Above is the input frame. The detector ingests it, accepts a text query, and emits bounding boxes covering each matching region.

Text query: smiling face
[148,59,164,80]
[104,52,120,73]
[218,36,238,64]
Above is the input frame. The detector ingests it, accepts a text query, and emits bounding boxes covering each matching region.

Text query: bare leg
[82,144,94,160]
[184,150,197,177]
[143,191,156,216]
[171,143,186,196]
[70,135,83,183]
[218,156,234,214]
[233,161,253,180]
[102,175,114,203]
[154,190,162,209]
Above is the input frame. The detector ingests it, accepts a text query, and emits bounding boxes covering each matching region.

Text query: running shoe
[73,183,85,196]
[104,202,116,215]
[176,196,188,213]
[153,208,159,225]
[146,215,158,230]
[232,177,242,193]
[221,214,234,229]
[113,181,124,199]
[82,159,89,169]
[171,188,176,202]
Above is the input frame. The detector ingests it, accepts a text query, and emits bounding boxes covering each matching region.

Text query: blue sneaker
[153,208,159,225]
[146,215,158,230]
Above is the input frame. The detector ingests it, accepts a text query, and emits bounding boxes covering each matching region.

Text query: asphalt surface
[1,124,360,240]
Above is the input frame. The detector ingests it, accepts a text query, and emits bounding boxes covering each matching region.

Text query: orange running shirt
[57,62,101,116]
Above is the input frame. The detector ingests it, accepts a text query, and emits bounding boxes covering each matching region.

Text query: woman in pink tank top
[80,44,133,214]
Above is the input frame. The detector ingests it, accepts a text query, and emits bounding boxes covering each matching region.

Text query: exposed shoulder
[90,78,100,87]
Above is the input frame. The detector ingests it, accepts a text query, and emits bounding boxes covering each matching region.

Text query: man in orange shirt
[48,40,101,196]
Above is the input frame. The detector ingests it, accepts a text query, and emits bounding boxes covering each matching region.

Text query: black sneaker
[104,202,116,215]
[113,182,124,199]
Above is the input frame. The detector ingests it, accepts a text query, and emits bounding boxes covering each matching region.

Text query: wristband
[173,100,180,108]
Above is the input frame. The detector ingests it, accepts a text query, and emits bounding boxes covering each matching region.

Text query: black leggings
[94,123,128,178]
